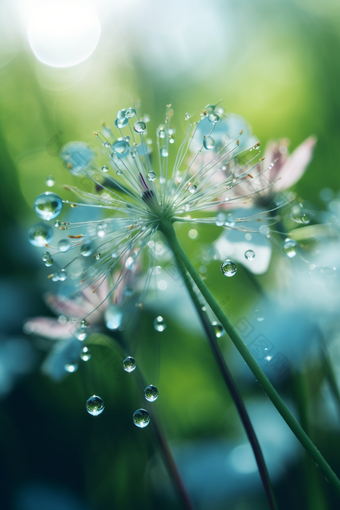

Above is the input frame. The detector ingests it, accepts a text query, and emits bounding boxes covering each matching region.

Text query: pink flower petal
[44,293,90,320]
[275,136,317,192]
[24,317,74,340]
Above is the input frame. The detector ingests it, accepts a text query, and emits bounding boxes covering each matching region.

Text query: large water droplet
[133,409,150,428]
[42,251,53,267]
[282,238,297,258]
[160,147,169,158]
[86,395,105,416]
[188,184,197,194]
[134,121,146,133]
[245,249,255,261]
[80,346,91,361]
[221,259,237,277]
[144,385,159,402]
[208,112,219,123]
[112,139,130,158]
[81,242,92,256]
[116,108,127,120]
[154,316,166,332]
[34,192,63,221]
[126,108,136,118]
[122,356,136,373]
[291,209,310,225]
[28,223,53,247]
[58,239,71,252]
[203,136,215,150]
[60,142,94,175]
[58,269,67,281]
[115,117,129,129]
[105,305,123,330]
[147,171,157,182]
[212,322,225,338]
[45,175,55,187]
[64,362,78,373]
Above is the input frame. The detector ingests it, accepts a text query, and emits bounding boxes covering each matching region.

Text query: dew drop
[147,171,157,182]
[105,305,123,330]
[54,220,60,227]
[86,395,105,416]
[134,121,146,133]
[58,239,71,252]
[221,259,237,277]
[112,139,130,158]
[104,141,111,148]
[154,316,166,332]
[208,112,219,123]
[185,113,191,121]
[28,223,53,247]
[81,242,92,257]
[160,147,169,158]
[133,408,150,428]
[203,136,215,150]
[188,184,197,194]
[102,165,109,173]
[64,362,78,373]
[34,192,63,221]
[245,249,255,261]
[116,108,127,120]
[116,170,122,176]
[126,107,136,118]
[282,238,297,258]
[212,321,225,338]
[144,385,159,402]
[290,209,310,225]
[122,356,136,373]
[58,269,67,281]
[42,251,53,267]
[45,175,55,187]
[259,225,270,237]
[115,117,129,129]
[94,253,101,261]
[80,346,91,361]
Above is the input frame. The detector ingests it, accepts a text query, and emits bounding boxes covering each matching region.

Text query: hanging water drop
[134,121,146,133]
[147,171,157,182]
[115,117,129,129]
[154,316,166,332]
[80,346,91,361]
[105,305,123,330]
[122,356,136,373]
[208,112,219,123]
[64,362,78,373]
[126,108,136,118]
[58,269,67,281]
[221,259,237,277]
[144,385,159,402]
[34,192,63,221]
[282,238,297,258]
[28,223,53,247]
[104,141,111,148]
[111,139,129,158]
[188,184,197,194]
[245,250,255,261]
[102,165,109,173]
[81,242,92,257]
[133,408,150,428]
[45,175,55,187]
[160,147,168,158]
[42,251,53,267]
[203,136,215,150]
[86,395,105,416]
[54,220,60,228]
[58,239,71,252]
[290,209,310,225]
[212,322,225,338]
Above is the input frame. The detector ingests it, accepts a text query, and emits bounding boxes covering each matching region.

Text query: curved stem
[173,253,278,509]
[108,330,195,510]
[160,219,340,498]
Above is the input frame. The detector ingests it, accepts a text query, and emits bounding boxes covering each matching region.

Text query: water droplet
[291,209,310,225]
[28,223,53,247]
[112,139,130,158]
[259,225,270,236]
[105,305,123,330]
[212,322,225,338]
[134,121,146,133]
[221,259,237,277]
[81,319,89,328]
[169,137,175,144]
[81,242,92,256]
[122,356,136,373]
[58,269,67,281]
[147,171,157,182]
[154,316,166,332]
[133,408,150,428]
[126,108,136,118]
[104,141,111,148]
[188,184,197,194]
[94,253,101,261]
[58,239,71,252]
[54,220,60,227]
[34,192,63,221]
[116,108,127,120]
[116,170,122,176]
[80,346,91,361]
[208,112,219,123]
[203,136,215,150]
[42,251,53,267]
[102,165,109,173]
[45,175,55,187]
[115,117,129,129]
[64,362,78,373]
[185,112,191,121]
[144,385,159,402]
[160,147,169,158]
[245,249,255,261]
[188,229,198,239]
[282,238,297,258]
[86,395,105,416]
[254,308,264,322]
[215,213,226,227]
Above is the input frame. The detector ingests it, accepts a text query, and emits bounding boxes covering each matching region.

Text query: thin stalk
[160,219,340,498]
[317,329,340,425]
[174,255,278,510]
[108,330,195,510]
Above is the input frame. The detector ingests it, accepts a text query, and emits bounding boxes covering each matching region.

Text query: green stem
[317,329,340,425]
[109,331,195,510]
[173,250,278,509]
[160,220,340,498]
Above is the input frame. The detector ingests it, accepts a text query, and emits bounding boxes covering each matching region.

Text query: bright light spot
[157,280,168,291]
[230,444,258,474]
[265,356,272,361]
[188,229,198,239]
[27,0,101,68]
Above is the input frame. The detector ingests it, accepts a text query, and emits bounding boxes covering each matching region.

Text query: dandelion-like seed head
[30,102,282,327]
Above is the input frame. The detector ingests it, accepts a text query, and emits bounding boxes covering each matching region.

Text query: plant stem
[173,253,278,510]
[317,328,340,425]
[109,330,195,510]
[160,220,340,498]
